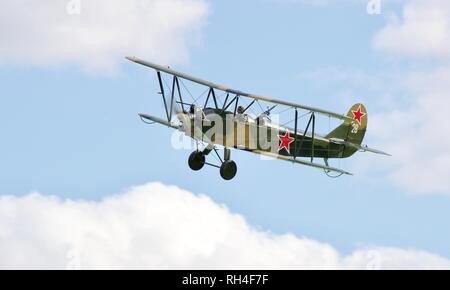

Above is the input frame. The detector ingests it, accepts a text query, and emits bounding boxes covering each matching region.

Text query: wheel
[188,151,205,171]
[220,160,237,180]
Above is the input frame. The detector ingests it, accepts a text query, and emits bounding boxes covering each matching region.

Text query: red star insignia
[278,130,295,153]
[352,105,366,125]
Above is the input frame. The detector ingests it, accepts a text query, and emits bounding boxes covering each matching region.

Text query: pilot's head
[189,104,195,114]
[237,105,245,114]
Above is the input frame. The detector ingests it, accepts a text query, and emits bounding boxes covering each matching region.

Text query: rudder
[326,103,367,157]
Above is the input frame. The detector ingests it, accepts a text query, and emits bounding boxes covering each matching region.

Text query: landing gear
[188,151,205,171]
[220,160,237,180]
[187,147,238,180]
[219,148,237,180]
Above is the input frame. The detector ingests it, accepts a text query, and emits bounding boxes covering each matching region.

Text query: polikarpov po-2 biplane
[126,56,389,180]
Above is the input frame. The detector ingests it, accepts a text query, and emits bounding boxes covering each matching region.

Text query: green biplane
[127,56,389,180]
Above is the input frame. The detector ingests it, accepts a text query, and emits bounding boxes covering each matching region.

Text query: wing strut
[293,112,316,161]
[221,93,230,110]
[156,71,186,122]
[242,99,256,114]
[222,95,238,111]
[294,109,298,160]
[156,71,171,122]
[233,96,240,116]
[174,76,186,113]
[311,112,315,163]
[204,88,219,109]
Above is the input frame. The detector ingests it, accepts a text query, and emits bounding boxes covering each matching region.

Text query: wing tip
[125,55,138,62]
[361,145,392,156]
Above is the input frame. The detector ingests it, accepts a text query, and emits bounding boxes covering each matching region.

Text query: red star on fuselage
[278,130,295,153]
[352,105,366,125]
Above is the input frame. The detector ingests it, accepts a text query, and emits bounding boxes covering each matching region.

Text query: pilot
[190,104,204,122]
[236,105,247,123]
[189,104,195,114]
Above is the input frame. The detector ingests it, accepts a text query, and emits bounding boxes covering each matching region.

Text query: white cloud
[367,0,450,194]
[374,0,450,58]
[369,68,450,194]
[0,0,209,73]
[0,182,449,269]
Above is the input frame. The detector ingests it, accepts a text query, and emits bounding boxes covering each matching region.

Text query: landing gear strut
[187,147,238,180]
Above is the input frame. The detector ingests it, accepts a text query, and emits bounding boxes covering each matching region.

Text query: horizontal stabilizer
[329,138,391,156]
[252,150,353,175]
[356,145,391,156]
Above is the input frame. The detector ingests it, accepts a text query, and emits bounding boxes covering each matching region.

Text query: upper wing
[126,56,353,122]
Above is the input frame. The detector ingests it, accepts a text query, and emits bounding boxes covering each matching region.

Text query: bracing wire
[277,106,294,115]
[193,87,210,105]
[179,77,195,102]
[161,74,173,97]
[256,100,265,114]
[217,91,228,109]
[281,111,311,127]
[179,77,208,105]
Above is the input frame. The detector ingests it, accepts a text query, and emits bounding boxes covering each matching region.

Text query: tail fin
[326,103,367,157]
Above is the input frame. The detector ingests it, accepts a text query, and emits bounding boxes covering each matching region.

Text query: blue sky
[1,0,450,268]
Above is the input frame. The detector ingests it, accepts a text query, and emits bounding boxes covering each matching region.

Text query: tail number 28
[351,123,359,134]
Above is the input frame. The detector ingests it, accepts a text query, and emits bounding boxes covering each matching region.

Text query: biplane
[126,56,389,180]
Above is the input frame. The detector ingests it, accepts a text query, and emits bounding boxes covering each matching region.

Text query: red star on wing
[352,105,366,125]
[278,130,295,153]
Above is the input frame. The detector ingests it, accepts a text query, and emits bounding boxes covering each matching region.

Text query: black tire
[188,151,205,171]
[220,160,237,180]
